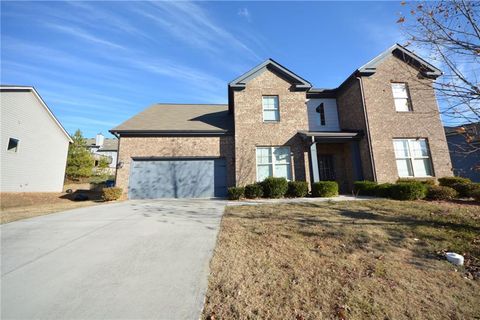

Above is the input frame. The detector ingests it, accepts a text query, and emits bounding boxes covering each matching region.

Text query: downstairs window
[393,138,433,177]
[256,146,292,181]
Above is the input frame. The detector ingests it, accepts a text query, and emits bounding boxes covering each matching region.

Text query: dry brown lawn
[203,200,480,320]
[0,191,104,224]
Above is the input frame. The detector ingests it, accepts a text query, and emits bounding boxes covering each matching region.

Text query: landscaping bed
[203,200,480,319]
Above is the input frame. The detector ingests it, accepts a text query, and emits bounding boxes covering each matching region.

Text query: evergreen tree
[66,129,94,179]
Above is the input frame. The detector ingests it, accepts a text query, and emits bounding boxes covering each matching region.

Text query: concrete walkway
[1,199,226,320]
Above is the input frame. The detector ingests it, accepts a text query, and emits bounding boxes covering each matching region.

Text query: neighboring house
[111,44,453,199]
[0,86,72,192]
[444,122,480,182]
[86,133,118,175]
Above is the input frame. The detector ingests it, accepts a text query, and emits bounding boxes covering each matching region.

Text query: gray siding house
[445,123,480,182]
[0,86,72,192]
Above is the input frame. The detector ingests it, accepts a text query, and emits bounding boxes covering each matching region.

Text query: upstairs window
[391,83,412,112]
[317,103,326,126]
[262,96,279,122]
[7,138,19,152]
[393,138,433,177]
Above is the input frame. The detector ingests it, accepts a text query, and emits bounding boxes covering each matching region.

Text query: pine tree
[66,129,94,179]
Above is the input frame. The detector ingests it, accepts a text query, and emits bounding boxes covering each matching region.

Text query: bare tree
[397,0,480,178]
[398,0,479,146]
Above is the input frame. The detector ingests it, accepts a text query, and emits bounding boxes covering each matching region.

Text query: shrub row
[354,176,480,201]
[355,180,428,200]
[227,178,338,200]
[311,181,338,197]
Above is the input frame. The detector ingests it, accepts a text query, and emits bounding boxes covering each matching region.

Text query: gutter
[356,76,378,182]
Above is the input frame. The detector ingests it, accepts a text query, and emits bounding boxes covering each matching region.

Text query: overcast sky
[2,1,423,138]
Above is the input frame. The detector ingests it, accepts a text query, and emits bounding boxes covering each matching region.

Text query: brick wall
[232,68,310,186]
[115,136,235,195]
[361,55,453,182]
[336,78,375,180]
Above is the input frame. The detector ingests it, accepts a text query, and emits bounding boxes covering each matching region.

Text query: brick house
[110,44,452,199]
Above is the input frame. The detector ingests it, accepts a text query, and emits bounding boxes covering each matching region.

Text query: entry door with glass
[318,155,336,181]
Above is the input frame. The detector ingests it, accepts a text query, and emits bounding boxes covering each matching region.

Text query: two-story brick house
[111,44,452,199]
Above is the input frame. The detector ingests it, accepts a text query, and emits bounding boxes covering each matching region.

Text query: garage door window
[256,147,292,181]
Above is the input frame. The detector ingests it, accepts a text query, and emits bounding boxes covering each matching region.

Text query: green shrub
[244,183,263,199]
[426,185,458,200]
[390,182,427,200]
[451,182,480,198]
[261,177,288,198]
[438,176,471,188]
[397,178,436,186]
[287,181,309,198]
[472,189,480,202]
[227,187,245,200]
[374,183,394,198]
[353,181,377,196]
[312,181,338,197]
[102,187,123,201]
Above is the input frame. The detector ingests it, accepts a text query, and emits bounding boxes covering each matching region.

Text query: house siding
[0,90,70,192]
[232,68,310,186]
[115,136,235,196]
[361,55,453,182]
[306,98,340,131]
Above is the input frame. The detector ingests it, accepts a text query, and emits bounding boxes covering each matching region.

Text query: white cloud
[44,23,126,50]
[238,8,251,22]
[133,1,260,61]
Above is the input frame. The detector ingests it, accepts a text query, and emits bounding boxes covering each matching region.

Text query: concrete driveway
[1,199,226,320]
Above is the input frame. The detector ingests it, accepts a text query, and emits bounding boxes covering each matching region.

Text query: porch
[299,131,364,192]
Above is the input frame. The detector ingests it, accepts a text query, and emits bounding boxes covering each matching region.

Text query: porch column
[350,140,364,181]
[310,141,320,183]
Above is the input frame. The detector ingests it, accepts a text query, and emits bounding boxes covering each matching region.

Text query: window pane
[262,96,278,110]
[411,139,429,157]
[263,109,279,121]
[257,164,272,181]
[392,83,408,98]
[393,140,409,158]
[394,98,410,112]
[274,164,291,180]
[412,158,433,176]
[396,159,413,177]
[256,148,271,164]
[273,147,290,164]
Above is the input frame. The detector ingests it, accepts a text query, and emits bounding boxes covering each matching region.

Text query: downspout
[356,76,377,182]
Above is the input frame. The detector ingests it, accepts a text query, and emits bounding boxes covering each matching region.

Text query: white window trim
[391,82,412,112]
[256,146,292,181]
[262,96,280,122]
[393,138,433,178]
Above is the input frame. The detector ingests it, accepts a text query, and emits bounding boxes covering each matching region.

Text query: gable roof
[357,43,442,78]
[0,85,73,143]
[229,58,312,90]
[110,103,233,135]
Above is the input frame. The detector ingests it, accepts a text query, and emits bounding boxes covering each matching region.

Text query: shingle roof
[110,103,233,134]
[85,138,118,151]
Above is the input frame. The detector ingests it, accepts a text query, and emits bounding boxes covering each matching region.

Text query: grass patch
[203,200,480,319]
[0,191,105,224]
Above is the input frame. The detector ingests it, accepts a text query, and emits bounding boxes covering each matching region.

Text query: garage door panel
[128,159,227,199]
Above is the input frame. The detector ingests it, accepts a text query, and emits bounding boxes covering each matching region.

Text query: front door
[318,155,335,181]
